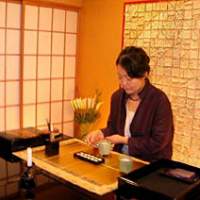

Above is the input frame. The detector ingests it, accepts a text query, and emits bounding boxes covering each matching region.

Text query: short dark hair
[116,46,150,78]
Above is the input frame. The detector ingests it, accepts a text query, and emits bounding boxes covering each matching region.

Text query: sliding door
[23,4,78,136]
[0,1,79,198]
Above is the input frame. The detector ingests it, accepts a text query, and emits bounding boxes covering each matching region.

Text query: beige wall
[78,0,124,129]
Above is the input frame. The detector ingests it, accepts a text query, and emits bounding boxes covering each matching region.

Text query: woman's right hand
[86,130,104,145]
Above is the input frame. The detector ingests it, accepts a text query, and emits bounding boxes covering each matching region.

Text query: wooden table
[14,138,148,197]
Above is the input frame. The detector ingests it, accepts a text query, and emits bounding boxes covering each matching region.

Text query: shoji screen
[0,2,78,135]
[0,2,21,132]
[0,1,78,198]
[23,4,78,136]
[0,2,21,198]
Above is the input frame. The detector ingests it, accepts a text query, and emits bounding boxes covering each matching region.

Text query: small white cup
[119,157,133,174]
[97,140,112,156]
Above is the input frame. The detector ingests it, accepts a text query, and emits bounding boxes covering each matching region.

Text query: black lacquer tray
[117,159,200,200]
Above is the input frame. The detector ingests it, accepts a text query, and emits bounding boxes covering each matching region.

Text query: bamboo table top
[14,138,148,196]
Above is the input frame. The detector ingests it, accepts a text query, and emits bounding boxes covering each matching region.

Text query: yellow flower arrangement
[70,91,103,139]
[70,91,103,124]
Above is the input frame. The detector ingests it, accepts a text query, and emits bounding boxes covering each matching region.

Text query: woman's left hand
[106,134,128,145]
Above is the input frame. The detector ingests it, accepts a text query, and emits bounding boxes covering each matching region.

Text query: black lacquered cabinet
[116,159,200,200]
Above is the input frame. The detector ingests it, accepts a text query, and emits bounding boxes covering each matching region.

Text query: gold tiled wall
[124,0,200,167]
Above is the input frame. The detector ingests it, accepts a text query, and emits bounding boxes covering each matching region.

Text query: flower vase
[79,122,92,141]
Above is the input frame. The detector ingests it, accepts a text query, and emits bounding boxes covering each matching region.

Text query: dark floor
[30,183,87,200]
[10,182,115,200]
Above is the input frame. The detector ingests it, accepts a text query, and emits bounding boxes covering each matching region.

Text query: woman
[87,46,174,162]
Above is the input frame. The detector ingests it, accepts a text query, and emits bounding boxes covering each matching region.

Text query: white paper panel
[37,80,50,102]
[39,7,52,31]
[53,9,65,32]
[66,11,78,33]
[0,108,4,131]
[38,31,51,55]
[37,103,49,126]
[25,5,38,29]
[0,2,5,27]
[64,100,74,121]
[38,56,51,78]
[6,30,20,54]
[24,56,36,79]
[0,29,5,54]
[65,56,76,77]
[6,81,19,105]
[23,105,36,127]
[6,56,19,80]
[64,79,75,100]
[51,102,62,123]
[6,107,19,130]
[65,34,77,55]
[52,56,63,78]
[23,81,36,104]
[52,33,64,55]
[63,122,74,137]
[51,79,63,101]
[24,31,37,54]
[7,3,21,28]
[0,56,5,80]
[0,82,4,106]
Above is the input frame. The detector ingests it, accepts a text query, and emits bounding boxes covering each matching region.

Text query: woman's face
[117,65,146,96]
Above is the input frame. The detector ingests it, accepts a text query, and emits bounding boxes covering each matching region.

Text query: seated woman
[87,46,174,162]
